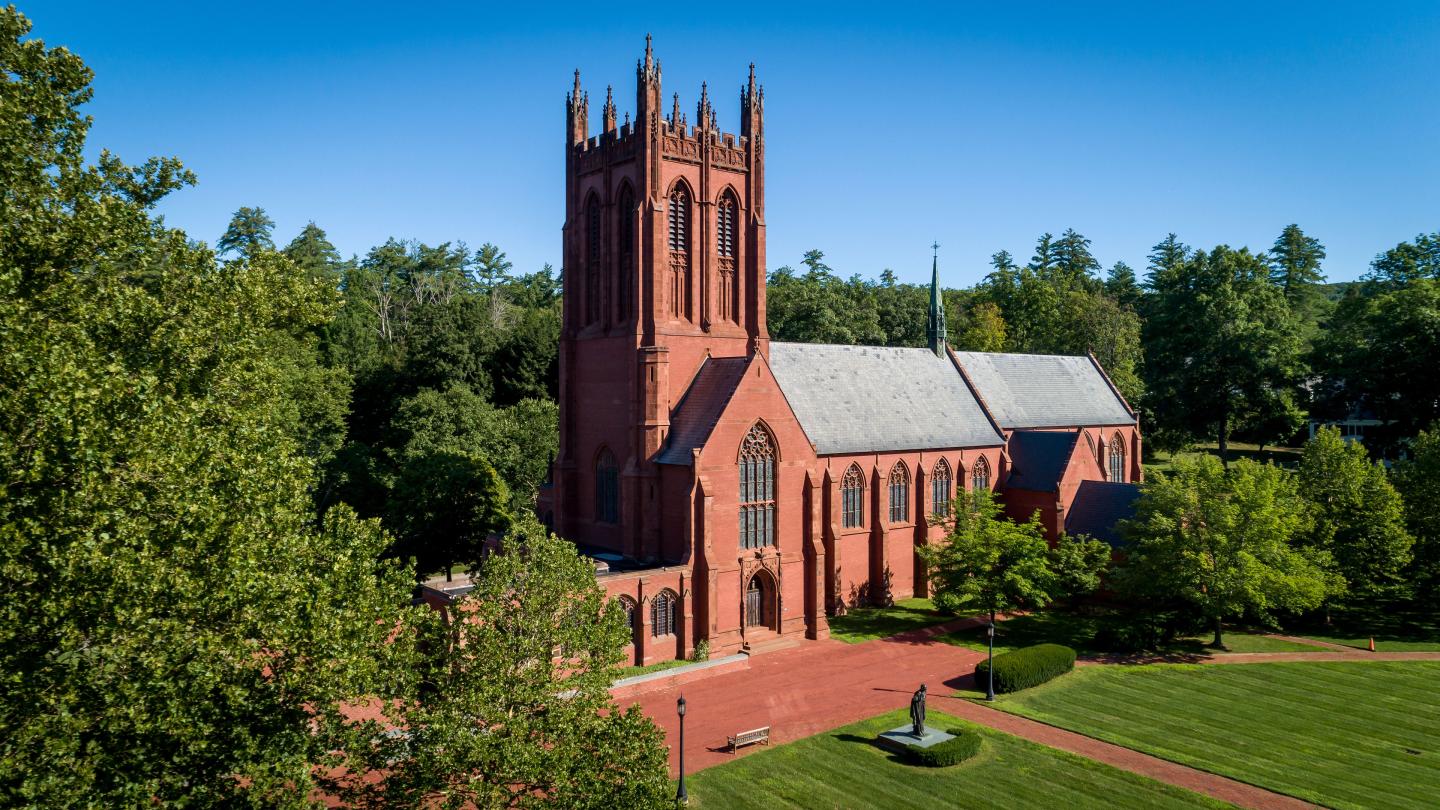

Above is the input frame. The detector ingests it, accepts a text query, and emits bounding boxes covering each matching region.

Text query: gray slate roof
[767,342,1004,455]
[656,356,750,465]
[1005,429,1080,492]
[1064,480,1142,546]
[953,352,1134,429]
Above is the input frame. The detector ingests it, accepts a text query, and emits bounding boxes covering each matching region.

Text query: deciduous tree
[1115,457,1332,645]
[1393,427,1440,604]
[921,490,1058,624]
[1297,427,1412,596]
[319,516,672,809]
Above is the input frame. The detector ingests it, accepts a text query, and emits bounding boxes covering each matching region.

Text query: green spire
[928,242,946,357]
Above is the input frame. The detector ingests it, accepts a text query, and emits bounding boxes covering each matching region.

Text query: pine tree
[1145,233,1190,287]
[216,205,276,259]
[282,221,342,284]
[1269,223,1326,301]
[1104,260,1141,309]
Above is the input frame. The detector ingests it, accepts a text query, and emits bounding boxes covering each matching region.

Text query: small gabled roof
[1005,429,1080,493]
[767,342,1004,455]
[656,356,750,466]
[1065,480,1142,546]
[953,352,1134,429]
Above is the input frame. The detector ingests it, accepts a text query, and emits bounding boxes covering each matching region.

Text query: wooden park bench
[727,726,771,753]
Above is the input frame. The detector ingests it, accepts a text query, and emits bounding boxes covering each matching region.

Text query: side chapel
[540,39,1143,666]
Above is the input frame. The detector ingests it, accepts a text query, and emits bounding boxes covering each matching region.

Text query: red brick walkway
[615,620,1337,809]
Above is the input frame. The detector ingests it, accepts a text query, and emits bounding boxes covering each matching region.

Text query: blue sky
[22,1,1440,285]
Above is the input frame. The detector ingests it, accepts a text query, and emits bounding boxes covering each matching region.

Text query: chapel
[539,39,1142,666]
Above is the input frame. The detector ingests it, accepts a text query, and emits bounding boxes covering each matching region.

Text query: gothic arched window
[651,590,677,638]
[971,456,991,492]
[667,184,691,319]
[717,194,736,258]
[595,449,618,524]
[739,424,776,549]
[931,458,952,518]
[668,185,689,253]
[584,195,602,325]
[888,462,910,523]
[717,191,739,322]
[1108,433,1126,483]
[841,464,865,529]
[617,184,635,320]
[616,596,638,643]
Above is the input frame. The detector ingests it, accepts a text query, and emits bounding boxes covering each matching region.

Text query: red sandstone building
[541,39,1142,666]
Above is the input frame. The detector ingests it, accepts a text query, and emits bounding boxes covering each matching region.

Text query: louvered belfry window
[617,185,635,319]
[841,464,865,528]
[888,463,909,523]
[931,459,952,517]
[718,196,736,258]
[739,424,775,549]
[585,198,601,325]
[668,187,689,252]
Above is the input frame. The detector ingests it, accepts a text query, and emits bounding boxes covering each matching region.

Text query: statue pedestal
[875,725,956,753]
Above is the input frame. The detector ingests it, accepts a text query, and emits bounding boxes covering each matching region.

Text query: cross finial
[932,241,940,258]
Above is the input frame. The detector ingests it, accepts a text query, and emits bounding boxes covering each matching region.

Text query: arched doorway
[745,570,776,631]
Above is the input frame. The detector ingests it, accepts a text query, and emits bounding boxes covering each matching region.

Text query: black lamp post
[985,615,996,701]
[675,695,688,805]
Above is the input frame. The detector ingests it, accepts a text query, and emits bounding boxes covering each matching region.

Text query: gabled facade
[541,41,1143,666]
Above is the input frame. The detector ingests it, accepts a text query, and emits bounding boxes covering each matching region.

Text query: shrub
[690,639,710,662]
[904,729,982,767]
[973,643,1075,693]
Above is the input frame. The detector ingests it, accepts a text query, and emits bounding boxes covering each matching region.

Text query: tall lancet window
[841,464,865,529]
[667,184,691,320]
[1108,433,1126,483]
[595,449,619,524]
[888,462,910,523]
[971,456,991,492]
[617,184,635,320]
[585,195,601,325]
[739,424,776,549]
[931,458,952,518]
[717,192,738,322]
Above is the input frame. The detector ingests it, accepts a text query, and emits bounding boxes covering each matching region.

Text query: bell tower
[552,38,767,561]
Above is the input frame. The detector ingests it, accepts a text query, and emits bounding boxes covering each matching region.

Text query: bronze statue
[909,683,927,737]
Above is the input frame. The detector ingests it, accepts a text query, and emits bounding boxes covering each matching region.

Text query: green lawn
[940,610,1324,656]
[1284,599,1440,652]
[685,709,1224,809]
[826,598,952,644]
[990,661,1440,810]
[1143,442,1302,477]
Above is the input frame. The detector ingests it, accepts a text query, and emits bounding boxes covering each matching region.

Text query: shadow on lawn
[1289,598,1440,648]
[833,732,909,765]
[826,601,948,642]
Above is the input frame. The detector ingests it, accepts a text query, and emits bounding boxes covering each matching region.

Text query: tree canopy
[1115,457,1332,645]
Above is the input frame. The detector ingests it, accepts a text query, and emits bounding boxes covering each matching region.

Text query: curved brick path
[611,621,1410,809]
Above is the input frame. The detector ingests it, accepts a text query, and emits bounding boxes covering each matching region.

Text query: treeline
[211,207,564,574]
[766,226,1440,459]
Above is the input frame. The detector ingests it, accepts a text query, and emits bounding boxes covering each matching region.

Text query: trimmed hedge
[904,729,982,767]
[973,643,1076,693]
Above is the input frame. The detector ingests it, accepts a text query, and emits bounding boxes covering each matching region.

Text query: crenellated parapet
[567,35,760,178]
